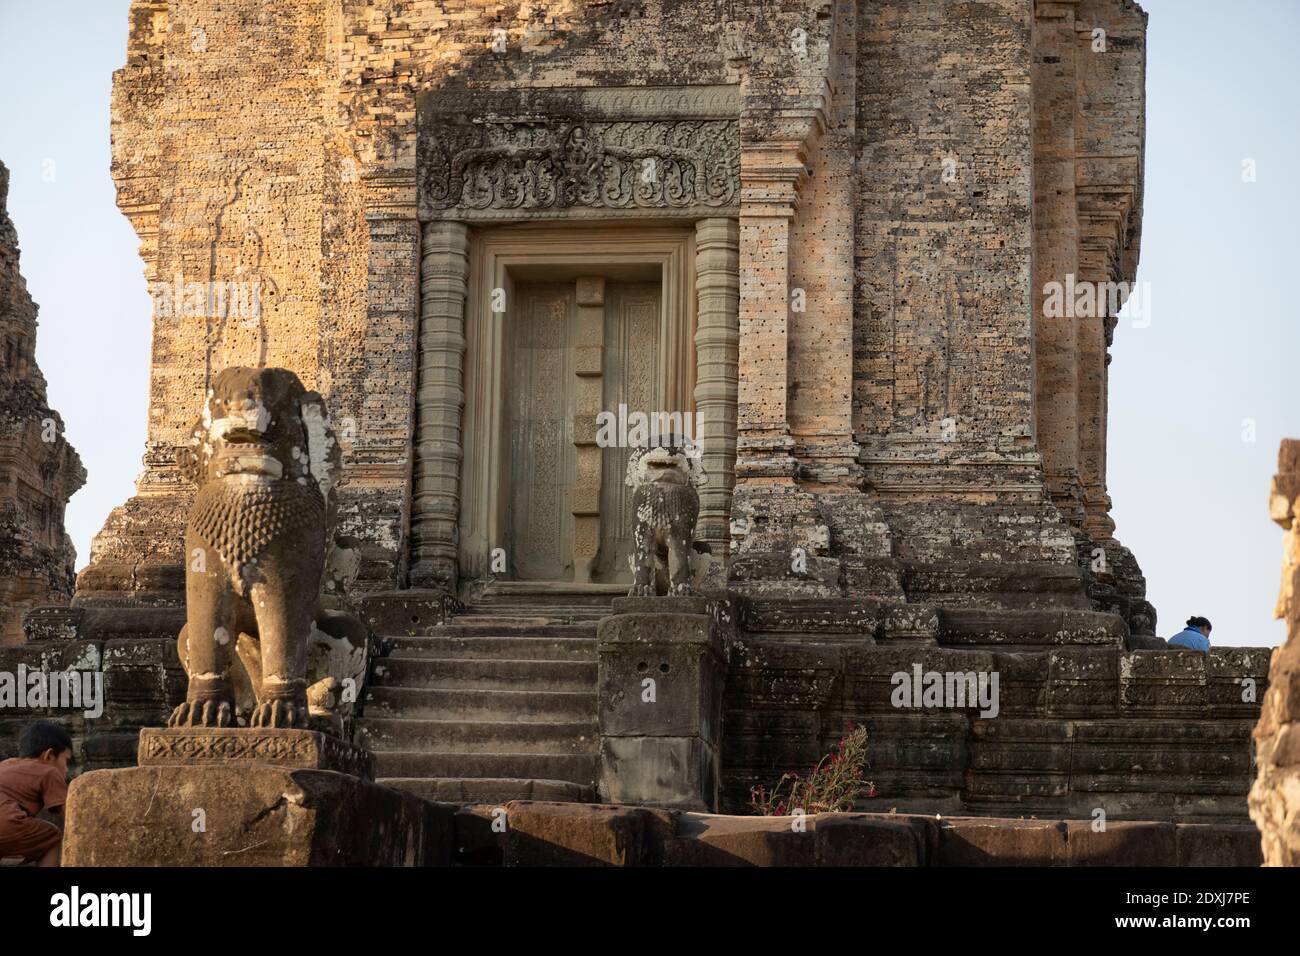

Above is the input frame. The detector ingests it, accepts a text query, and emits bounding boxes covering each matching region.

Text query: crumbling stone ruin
[0,0,1277,853]
[1250,440,1300,865]
[0,160,84,646]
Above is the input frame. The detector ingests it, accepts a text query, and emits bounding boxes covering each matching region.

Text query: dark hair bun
[1186,616,1212,630]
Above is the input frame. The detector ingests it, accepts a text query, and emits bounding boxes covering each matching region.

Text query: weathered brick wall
[850,0,1076,579]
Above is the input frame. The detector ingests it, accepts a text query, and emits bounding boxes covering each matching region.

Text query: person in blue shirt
[1168,616,1212,652]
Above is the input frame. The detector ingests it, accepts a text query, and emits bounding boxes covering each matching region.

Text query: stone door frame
[407,84,742,591]
[458,225,695,582]
[410,217,739,591]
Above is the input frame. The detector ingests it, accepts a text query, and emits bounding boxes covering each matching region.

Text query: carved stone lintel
[138,727,374,780]
[418,86,740,221]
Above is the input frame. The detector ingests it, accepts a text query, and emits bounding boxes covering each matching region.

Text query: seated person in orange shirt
[0,721,73,867]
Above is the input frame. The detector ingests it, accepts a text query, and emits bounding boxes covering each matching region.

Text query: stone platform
[62,728,450,866]
[460,801,1263,868]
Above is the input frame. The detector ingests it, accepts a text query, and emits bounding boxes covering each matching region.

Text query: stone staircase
[356,584,623,804]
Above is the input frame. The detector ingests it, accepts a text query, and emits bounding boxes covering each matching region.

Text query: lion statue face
[180,366,340,499]
[624,437,707,490]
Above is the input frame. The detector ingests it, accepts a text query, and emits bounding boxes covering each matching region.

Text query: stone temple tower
[83,0,1154,632]
[0,160,85,644]
[39,0,1270,820]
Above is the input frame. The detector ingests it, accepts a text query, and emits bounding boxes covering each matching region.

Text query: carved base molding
[138,727,374,780]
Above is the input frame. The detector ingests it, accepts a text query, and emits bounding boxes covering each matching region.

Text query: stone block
[501,801,664,867]
[600,735,717,810]
[1045,648,1119,716]
[22,606,83,642]
[1120,650,1210,716]
[62,764,451,866]
[1175,823,1263,867]
[739,598,880,636]
[665,813,815,867]
[611,596,712,616]
[1064,820,1176,866]
[935,818,1068,866]
[599,630,721,737]
[941,609,1127,649]
[879,602,940,644]
[454,804,505,866]
[357,590,454,637]
[813,813,927,866]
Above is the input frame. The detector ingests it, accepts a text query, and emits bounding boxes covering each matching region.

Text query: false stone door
[506,282,576,580]
[505,276,662,584]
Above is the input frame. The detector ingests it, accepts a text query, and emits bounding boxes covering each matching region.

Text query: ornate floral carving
[418,86,740,220]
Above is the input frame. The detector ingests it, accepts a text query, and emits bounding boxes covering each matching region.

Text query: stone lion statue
[170,366,364,732]
[626,439,706,597]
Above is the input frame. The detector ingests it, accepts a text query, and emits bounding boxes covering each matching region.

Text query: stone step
[476,582,625,605]
[370,657,597,692]
[455,609,612,625]
[392,622,597,639]
[356,718,598,754]
[379,776,595,804]
[382,634,596,661]
[363,686,596,722]
[371,751,600,784]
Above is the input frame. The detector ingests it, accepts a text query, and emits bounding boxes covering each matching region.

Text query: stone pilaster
[733,144,804,486]
[728,141,840,595]
[409,220,469,590]
[1033,0,1085,528]
[789,0,862,491]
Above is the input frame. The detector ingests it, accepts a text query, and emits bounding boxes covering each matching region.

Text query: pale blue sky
[0,1,1294,646]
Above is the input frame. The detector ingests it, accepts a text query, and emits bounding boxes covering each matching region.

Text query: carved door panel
[596,282,662,582]
[507,283,575,580]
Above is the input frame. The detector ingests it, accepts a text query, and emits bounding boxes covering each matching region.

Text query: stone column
[409,220,470,590]
[572,276,606,582]
[693,218,739,555]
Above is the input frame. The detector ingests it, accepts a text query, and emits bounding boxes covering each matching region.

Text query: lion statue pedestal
[61,368,441,866]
